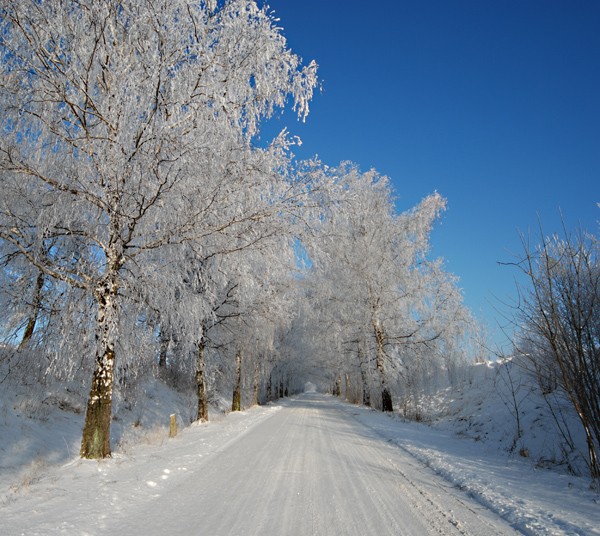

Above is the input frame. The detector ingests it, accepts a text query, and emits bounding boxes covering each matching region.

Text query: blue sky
[262,0,599,352]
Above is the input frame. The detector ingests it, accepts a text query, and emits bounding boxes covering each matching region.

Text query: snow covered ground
[1,362,599,535]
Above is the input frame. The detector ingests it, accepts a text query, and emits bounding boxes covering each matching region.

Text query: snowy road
[114,393,520,535]
[3,394,524,535]
[113,394,518,535]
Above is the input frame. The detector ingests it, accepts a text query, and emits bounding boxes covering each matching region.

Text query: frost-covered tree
[0,244,50,349]
[305,164,472,412]
[202,234,299,411]
[135,144,322,420]
[0,0,317,458]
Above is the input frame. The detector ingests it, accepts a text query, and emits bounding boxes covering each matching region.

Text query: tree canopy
[0,0,475,458]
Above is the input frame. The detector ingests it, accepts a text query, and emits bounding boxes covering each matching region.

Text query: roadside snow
[1,399,282,535]
[348,406,599,536]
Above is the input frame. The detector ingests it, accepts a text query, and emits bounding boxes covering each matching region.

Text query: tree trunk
[232,350,242,412]
[80,276,118,459]
[584,424,600,479]
[252,360,260,406]
[569,394,600,479]
[333,374,341,397]
[381,387,393,412]
[18,270,44,350]
[196,339,209,422]
[358,344,371,407]
[158,325,169,369]
[266,372,273,401]
[360,365,371,407]
[373,317,393,412]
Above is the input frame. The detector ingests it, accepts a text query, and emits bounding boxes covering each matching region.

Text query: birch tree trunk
[232,351,243,412]
[358,345,371,407]
[333,374,341,397]
[373,317,393,412]
[266,372,273,402]
[345,372,351,401]
[18,270,44,349]
[80,272,119,459]
[360,365,371,407]
[196,339,209,422]
[252,360,260,406]
[159,327,170,370]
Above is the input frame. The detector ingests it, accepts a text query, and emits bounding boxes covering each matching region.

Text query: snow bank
[345,401,599,536]
[0,358,196,505]
[424,360,589,476]
[340,359,599,535]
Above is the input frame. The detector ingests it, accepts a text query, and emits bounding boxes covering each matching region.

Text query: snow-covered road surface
[3,393,521,535]
[108,394,520,535]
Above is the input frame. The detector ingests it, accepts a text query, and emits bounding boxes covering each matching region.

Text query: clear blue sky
[262,0,600,352]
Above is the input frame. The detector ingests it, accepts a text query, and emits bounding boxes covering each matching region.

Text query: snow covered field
[1,364,599,535]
